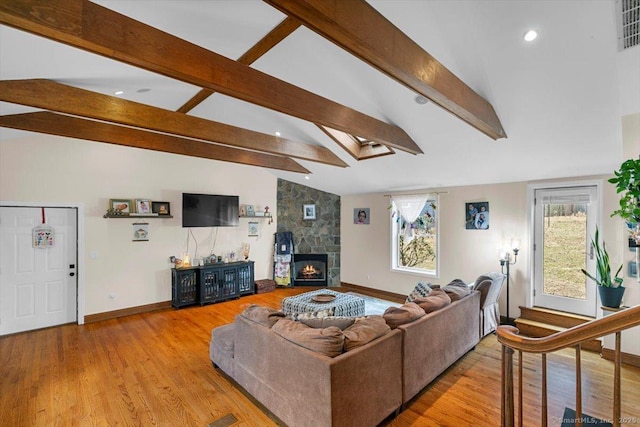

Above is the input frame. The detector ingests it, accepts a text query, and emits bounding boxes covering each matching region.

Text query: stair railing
[497,305,640,427]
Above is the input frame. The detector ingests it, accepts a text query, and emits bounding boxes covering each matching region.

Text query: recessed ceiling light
[523,29,538,42]
[136,88,150,93]
[275,131,281,137]
[304,175,310,180]
[414,95,429,105]
[114,90,124,95]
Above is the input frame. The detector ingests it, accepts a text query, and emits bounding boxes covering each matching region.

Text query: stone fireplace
[293,254,328,286]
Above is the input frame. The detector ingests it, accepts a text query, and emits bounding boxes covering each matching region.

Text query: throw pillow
[300,316,355,330]
[382,302,425,329]
[290,308,334,321]
[343,316,391,352]
[442,279,472,301]
[405,281,432,303]
[271,319,344,357]
[413,289,451,313]
[240,304,285,328]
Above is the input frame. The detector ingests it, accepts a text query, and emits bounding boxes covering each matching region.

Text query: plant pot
[598,285,626,308]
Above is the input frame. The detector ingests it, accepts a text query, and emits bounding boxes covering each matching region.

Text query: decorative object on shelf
[499,239,520,325]
[151,201,170,215]
[132,222,149,242]
[465,201,489,230]
[110,199,132,214]
[32,207,54,248]
[135,199,152,214]
[580,227,624,308]
[248,221,259,237]
[246,205,255,216]
[243,243,250,260]
[354,208,370,224]
[239,204,247,216]
[303,204,316,220]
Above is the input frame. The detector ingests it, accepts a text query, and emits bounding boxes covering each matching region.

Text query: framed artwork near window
[354,208,370,224]
[303,204,316,220]
[465,201,489,230]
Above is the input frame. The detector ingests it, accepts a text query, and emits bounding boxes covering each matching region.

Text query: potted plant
[581,228,624,308]
[609,158,640,244]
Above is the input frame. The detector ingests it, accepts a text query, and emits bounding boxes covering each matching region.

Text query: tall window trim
[390,195,439,277]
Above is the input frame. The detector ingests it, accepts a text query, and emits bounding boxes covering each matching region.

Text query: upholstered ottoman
[255,279,276,294]
[281,289,365,317]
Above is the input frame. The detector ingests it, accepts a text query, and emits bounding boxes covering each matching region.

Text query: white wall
[342,173,639,355]
[0,133,278,316]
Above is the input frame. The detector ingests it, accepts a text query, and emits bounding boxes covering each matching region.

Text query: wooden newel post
[502,345,515,427]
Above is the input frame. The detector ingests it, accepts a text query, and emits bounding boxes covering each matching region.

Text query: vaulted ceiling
[1,0,637,195]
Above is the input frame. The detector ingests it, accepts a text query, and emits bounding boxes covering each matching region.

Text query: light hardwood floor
[1,287,638,427]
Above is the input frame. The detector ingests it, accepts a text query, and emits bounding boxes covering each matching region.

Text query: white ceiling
[1,0,638,195]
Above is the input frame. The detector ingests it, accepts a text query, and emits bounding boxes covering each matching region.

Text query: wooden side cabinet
[171,261,255,308]
[171,268,198,308]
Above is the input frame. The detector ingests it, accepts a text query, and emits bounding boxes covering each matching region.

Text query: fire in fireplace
[293,254,328,286]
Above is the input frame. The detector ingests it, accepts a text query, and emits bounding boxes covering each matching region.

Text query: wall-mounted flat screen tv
[182,193,239,227]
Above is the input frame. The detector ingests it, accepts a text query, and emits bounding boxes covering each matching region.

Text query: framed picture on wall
[354,208,370,224]
[303,204,316,220]
[465,201,489,230]
[248,222,259,237]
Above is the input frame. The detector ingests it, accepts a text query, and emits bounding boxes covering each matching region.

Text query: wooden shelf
[239,215,272,219]
[104,214,173,219]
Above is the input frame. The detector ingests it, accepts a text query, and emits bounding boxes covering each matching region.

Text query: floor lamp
[500,245,519,326]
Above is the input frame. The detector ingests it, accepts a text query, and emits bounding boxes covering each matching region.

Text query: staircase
[515,306,602,353]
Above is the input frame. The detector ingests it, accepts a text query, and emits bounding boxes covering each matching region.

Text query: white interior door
[533,186,598,317]
[0,207,77,335]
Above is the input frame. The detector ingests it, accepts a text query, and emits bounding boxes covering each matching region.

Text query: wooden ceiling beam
[0,0,422,155]
[177,17,301,114]
[0,79,346,167]
[265,0,507,140]
[0,111,311,174]
[317,125,394,161]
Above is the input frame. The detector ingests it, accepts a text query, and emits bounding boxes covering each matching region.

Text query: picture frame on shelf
[135,199,152,214]
[303,204,316,220]
[246,205,255,216]
[110,199,132,214]
[151,201,170,216]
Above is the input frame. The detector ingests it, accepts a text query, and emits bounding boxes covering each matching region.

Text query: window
[390,195,438,276]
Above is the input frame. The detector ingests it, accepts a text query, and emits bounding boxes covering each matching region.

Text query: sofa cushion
[382,302,425,329]
[240,304,285,328]
[290,308,334,321]
[442,279,472,301]
[405,281,432,303]
[271,318,344,357]
[300,316,355,330]
[343,316,391,352]
[413,289,451,313]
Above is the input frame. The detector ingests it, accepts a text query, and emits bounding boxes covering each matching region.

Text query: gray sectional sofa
[209,290,480,427]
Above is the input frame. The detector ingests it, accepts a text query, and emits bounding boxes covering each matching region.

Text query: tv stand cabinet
[171,261,254,308]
